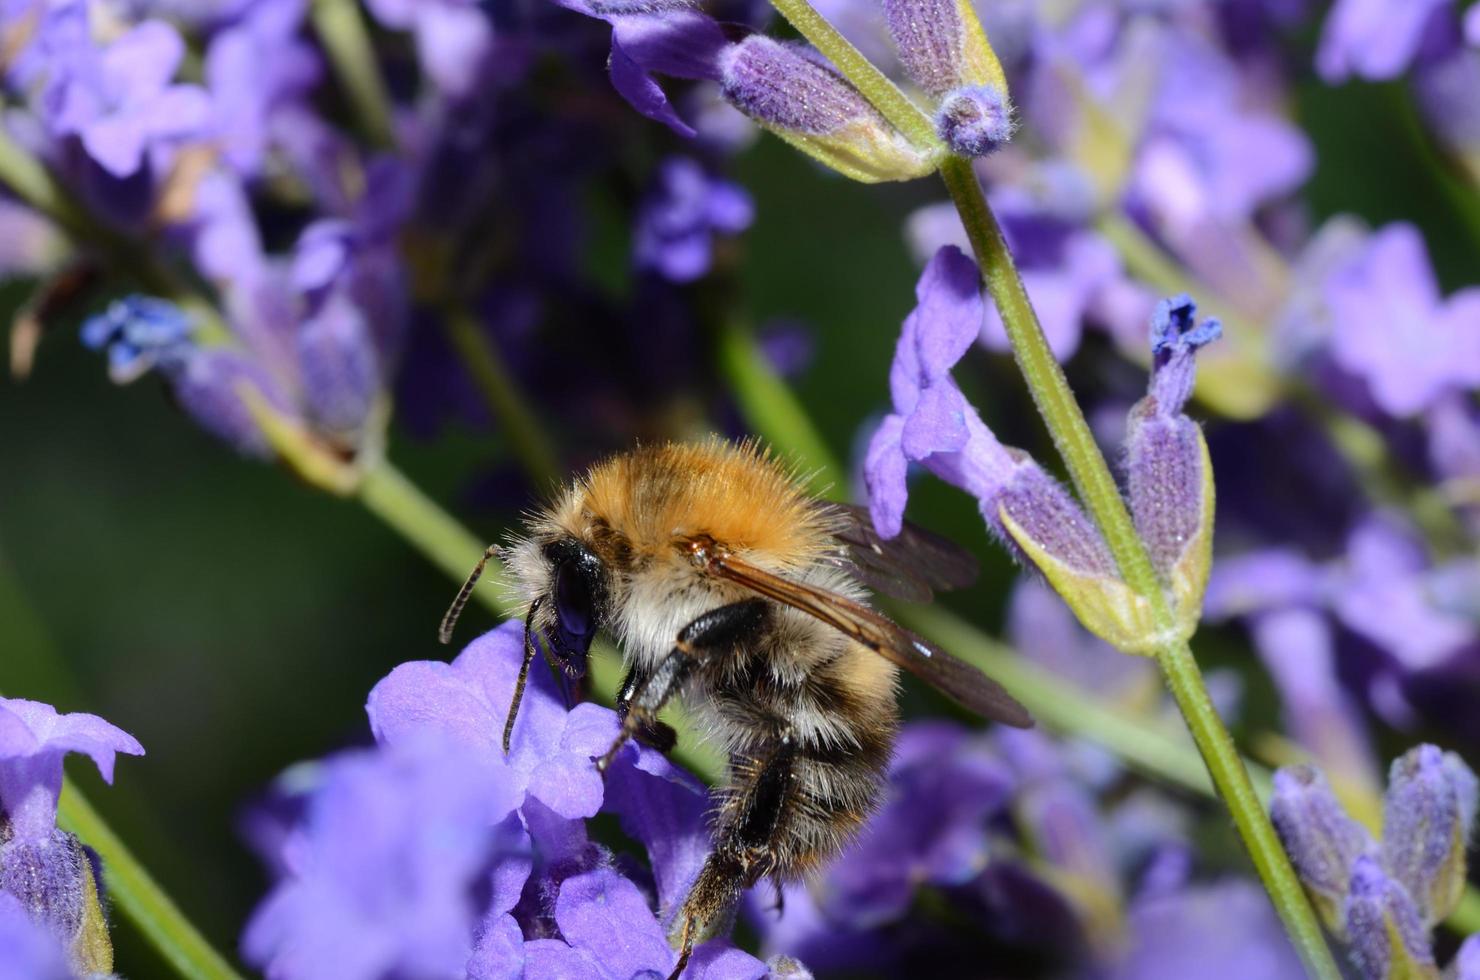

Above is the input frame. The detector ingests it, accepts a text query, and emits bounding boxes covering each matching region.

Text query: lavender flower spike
[719,37,935,183]
[1268,764,1376,933]
[866,246,1158,653]
[1342,856,1439,980]
[1380,745,1478,927]
[881,0,1012,157]
[1124,295,1221,637]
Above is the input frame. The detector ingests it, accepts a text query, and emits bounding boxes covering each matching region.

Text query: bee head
[542,536,609,660]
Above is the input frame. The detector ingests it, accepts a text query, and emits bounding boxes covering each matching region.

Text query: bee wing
[821,503,979,603]
[705,550,1032,728]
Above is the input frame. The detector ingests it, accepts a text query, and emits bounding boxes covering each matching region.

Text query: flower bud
[1269,764,1376,933]
[1124,294,1220,635]
[167,348,298,459]
[995,464,1159,655]
[0,827,113,975]
[296,292,381,444]
[1380,745,1478,927]
[935,84,1012,158]
[881,0,1006,99]
[718,37,935,183]
[1342,856,1439,980]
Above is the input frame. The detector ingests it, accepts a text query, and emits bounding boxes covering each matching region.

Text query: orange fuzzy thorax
[560,439,837,567]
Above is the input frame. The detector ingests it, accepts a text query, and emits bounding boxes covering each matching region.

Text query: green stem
[309,0,396,148]
[440,311,563,491]
[761,0,940,153]
[940,154,1341,979]
[716,319,844,496]
[57,786,243,980]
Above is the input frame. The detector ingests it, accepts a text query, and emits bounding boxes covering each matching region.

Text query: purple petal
[863,414,909,539]
[0,699,144,844]
[552,868,673,973]
[610,37,697,138]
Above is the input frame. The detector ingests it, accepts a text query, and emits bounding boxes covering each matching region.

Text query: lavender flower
[362,0,493,96]
[1380,745,1477,925]
[1342,856,1438,979]
[550,0,728,137]
[0,698,143,975]
[1316,0,1452,82]
[718,36,934,182]
[38,15,213,177]
[1269,764,1377,930]
[241,738,522,979]
[1324,223,1480,417]
[0,698,143,845]
[0,893,69,980]
[634,157,754,283]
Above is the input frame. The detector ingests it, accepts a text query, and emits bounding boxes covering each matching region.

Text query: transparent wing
[701,545,1032,728]
[821,503,979,603]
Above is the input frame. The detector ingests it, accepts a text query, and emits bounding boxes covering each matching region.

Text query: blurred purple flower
[242,737,523,980]
[41,17,213,177]
[1324,223,1480,417]
[0,893,68,980]
[0,698,143,845]
[1109,880,1305,980]
[204,0,322,175]
[634,157,753,282]
[1316,0,1452,81]
[818,723,1014,926]
[363,0,493,95]
[1343,855,1437,979]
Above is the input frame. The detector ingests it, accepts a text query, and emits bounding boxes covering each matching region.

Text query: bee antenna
[438,545,499,644]
[503,596,545,754]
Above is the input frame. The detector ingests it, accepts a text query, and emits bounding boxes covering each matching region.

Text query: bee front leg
[617,666,678,754]
[595,599,768,773]
[668,733,797,979]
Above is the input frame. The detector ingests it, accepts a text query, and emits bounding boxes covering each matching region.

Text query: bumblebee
[441,439,1031,976]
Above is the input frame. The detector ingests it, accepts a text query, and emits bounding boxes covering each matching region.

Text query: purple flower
[0,698,143,845]
[363,0,493,96]
[551,0,727,137]
[1269,764,1377,929]
[816,723,1014,926]
[934,85,1012,158]
[1380,745,1477,926]
[204,0,322,175]
[1324,223,1480,417]
[367,621,615,821]
[241,737,524,980]
[41,17,213,177]
[634,157,754,283]
[1316,0,1452,81]
[0,893,68,980]
[81,295,194,382]
[522,867,769,979]
[1109,881,1305,980]
[1343,856,1437,979]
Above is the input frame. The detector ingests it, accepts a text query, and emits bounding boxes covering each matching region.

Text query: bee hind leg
[596,599,768,772]
[667,733,798,977]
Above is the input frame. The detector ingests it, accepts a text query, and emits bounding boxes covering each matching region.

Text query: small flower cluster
[0,696,144,976]
[865,251,1218,656]
[1271,746,1480,979]
[242,622,804,979]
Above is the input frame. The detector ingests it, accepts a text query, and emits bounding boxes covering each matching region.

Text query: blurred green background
[0,75,1473,973]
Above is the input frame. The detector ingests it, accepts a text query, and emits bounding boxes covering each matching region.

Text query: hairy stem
[940,154,1341,979]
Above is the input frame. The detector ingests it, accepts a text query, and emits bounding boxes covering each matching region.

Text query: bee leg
[596,599,768,772]
[668,734,797,979]
[617,666,678,754]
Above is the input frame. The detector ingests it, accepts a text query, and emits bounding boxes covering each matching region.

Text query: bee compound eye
[554,559,595,648]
